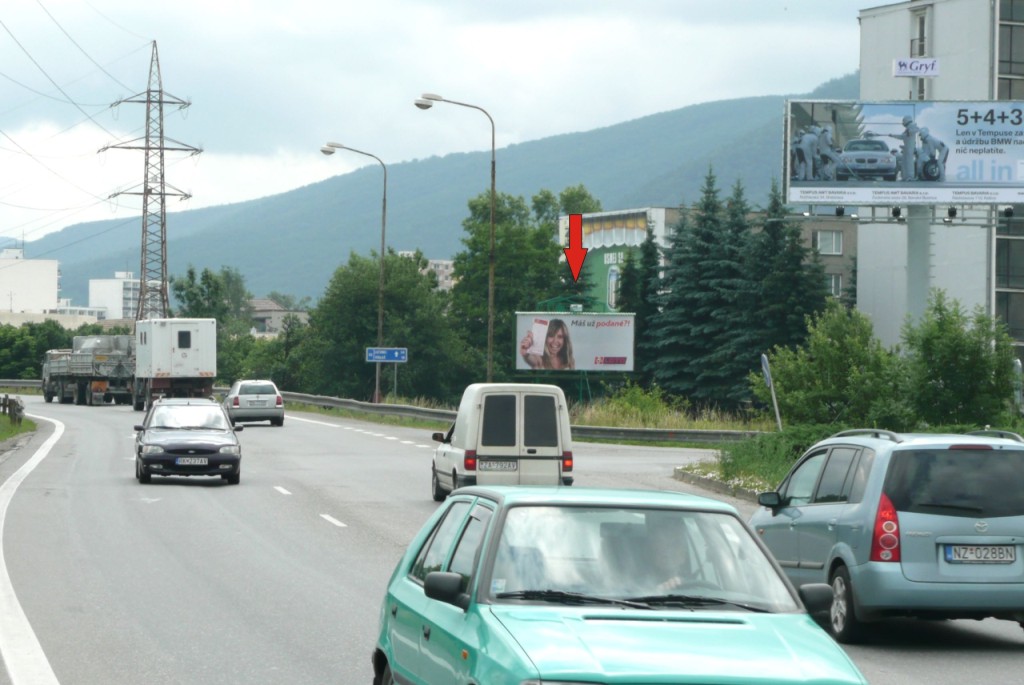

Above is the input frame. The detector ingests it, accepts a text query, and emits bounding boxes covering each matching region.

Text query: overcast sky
[0,0,880,243]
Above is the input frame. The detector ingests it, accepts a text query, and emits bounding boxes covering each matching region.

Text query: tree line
[4,168,1018,427]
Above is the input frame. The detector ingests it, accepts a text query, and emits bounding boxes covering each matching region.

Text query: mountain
[30,73,859,306]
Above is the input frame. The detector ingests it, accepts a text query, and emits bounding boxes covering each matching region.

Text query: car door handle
[828,519,838,530]
[526,448,536,454]
[422,625,431,640]
[391,605,397,617]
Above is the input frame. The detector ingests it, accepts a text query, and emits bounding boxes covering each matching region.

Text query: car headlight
[219,445,241,455]
[140,445,164,455]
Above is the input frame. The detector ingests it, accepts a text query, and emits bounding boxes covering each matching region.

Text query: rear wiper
[626,594,771,613]
[495,589,652,610]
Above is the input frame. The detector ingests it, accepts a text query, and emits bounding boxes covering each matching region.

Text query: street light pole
[320,142,388,403]
[415,93,496,382]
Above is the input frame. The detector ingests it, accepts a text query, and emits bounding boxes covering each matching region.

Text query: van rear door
[475,390,563,485]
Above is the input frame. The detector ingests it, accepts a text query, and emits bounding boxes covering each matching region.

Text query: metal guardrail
[0,380,756,443]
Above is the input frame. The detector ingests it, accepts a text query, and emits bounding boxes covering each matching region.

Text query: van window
[481,395,516,447]
[524,394,559,447]
[884,449,1024,518]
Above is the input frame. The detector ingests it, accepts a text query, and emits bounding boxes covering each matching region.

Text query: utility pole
[101,41,201,320]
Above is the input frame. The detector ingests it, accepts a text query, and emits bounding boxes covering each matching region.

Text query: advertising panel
[785,100,1024,205]
[515,312,634,372]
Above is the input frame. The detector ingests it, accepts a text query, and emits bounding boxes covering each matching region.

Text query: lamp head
[414,98,434,110]
[320,146,335,156]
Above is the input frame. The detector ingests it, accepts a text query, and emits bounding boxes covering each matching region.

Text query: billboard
[785,100,1024,205]
[515,312,634,372]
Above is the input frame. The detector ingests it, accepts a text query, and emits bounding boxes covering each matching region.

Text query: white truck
[41,335,135,405]
[132,318,217,411]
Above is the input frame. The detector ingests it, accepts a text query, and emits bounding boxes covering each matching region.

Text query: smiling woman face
[545,328,565,357]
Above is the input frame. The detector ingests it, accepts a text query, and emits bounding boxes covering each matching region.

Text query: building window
[997,291,1024,339]
[827,273,843,298]
[1000,23,1024,76]
[1002,0,1024,23]
[815,230,843,255]
[996,237,1024,288]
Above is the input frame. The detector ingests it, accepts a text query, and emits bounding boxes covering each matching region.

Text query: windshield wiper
[495,589,652,610]
[625,594,771,613]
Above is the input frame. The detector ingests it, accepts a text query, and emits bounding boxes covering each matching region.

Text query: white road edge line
[0,414,62,685]
[320,514,347,528]
[274,486,292,496]
[284,416,342,428]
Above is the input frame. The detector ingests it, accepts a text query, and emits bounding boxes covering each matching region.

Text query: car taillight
[275,395,283,407]
[232,397,240,407]
[464,450,477,471]
[870,493,901,563]
[562,451,573,472]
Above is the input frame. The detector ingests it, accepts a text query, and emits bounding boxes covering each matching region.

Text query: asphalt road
[0,397,1019,684]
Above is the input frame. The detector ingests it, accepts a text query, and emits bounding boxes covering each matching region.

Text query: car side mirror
[233,425,244,432]
[133,424,144,431]
[432,432,446,443]
[424,571,469,611]
[757,492,782,509]
[798,583,833,620]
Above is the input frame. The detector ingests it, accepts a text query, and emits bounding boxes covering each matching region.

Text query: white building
[89,271,140,320]
[0,248,59,314]
[857,0,1022,350]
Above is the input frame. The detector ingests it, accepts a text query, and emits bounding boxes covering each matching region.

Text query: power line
[34,0,135,92]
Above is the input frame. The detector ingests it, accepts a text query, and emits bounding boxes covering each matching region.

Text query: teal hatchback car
[371,486,866,684]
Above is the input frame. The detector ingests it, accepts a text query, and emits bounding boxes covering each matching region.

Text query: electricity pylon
[101,41,201,320]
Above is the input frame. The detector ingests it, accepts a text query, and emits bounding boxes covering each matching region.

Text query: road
[0,397,1019,684]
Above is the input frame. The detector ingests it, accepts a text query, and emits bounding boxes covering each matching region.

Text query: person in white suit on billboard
[885,115,920,181]
[918,127,949,181]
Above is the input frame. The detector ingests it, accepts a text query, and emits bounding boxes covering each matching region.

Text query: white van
[431,383,574,501]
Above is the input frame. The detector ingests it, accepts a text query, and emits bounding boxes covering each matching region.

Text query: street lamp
[320,141,388,403]
[415,93,497,382]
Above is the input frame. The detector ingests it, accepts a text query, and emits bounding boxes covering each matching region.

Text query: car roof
[814,429,1024,451]
[152,397,218,406]
[453,485,739,514]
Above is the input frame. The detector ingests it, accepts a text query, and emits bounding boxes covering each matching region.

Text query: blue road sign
[366,347,408,363]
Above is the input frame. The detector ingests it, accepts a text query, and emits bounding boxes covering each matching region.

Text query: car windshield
[844,139,888,152]
[488,504,799,612]
[149,405,230,430]
[884,448,1024,518]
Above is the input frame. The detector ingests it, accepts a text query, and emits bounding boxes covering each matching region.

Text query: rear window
[884,448,1024,518]
[481,395,516,447]
[240,383,277,395]
[523,394,558,447]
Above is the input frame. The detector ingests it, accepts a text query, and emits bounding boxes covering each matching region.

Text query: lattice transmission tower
[101,41,201,320]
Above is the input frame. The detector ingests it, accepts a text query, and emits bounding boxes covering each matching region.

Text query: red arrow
[563,213,588,282]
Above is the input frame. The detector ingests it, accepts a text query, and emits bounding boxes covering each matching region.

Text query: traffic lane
[843,617,1024,685]
[5,402,422,684]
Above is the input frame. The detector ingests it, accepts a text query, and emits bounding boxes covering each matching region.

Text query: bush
[718,424,840,490]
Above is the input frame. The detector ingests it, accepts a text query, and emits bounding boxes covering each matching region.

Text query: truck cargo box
[135,318,217,379]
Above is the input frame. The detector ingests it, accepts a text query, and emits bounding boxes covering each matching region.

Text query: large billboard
[786,100,1024,206]
[515,312,634,372]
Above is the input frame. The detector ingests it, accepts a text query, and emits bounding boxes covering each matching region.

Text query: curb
[672,467,759,503]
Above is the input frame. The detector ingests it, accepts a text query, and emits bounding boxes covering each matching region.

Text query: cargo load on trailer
[41,335,135,405]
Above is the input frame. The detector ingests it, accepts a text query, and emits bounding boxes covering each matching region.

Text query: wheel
[379,663,395,685]
[431,466,447,502]
[43,391,53,403]
[223,470,240,485]
[922,158,941,181]
[829,566,865,643]
[136,458,151,484]
[271,417,284,427]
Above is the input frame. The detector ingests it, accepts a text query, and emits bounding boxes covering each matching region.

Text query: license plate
[478,459,518,472]
[175,457,209,466]
[249,400,267,407]
[945,545,1016,564]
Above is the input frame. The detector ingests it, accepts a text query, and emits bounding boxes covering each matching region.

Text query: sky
[0,0,881,244]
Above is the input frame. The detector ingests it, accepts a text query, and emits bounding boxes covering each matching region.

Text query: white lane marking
[400,440,415,445]
[320,514,347,528]
[385,436,399,441]
[138,497,162,504]
[274,486,292,496]
[284,416,342,428]
[1,414,62,685]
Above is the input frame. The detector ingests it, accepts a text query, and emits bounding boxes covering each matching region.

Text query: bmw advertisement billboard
[785,99,1024,205]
